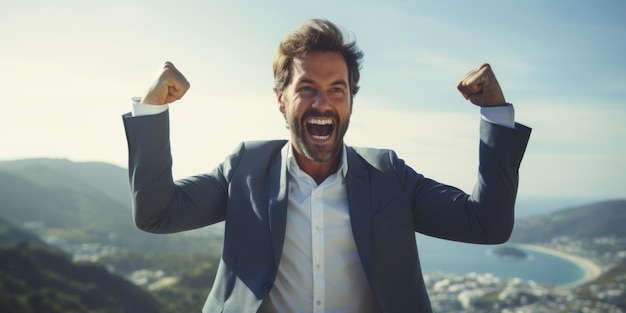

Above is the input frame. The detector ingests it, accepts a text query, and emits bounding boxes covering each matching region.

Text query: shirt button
[316,300,322,306]
[263,283,273,292]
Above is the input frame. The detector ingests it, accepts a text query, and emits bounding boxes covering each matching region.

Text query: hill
[0,158,130,205]
[0,243,163,313]
[0,158,224,260]
[0,217,161,313]
[0,158,224,311]
[0,162,130,235]
[0,215,42,246]
[510,199,626,243]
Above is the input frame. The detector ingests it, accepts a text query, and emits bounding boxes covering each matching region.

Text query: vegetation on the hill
[0,241,161,313]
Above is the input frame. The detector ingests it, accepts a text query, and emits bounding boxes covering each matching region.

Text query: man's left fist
[457,63,506,107]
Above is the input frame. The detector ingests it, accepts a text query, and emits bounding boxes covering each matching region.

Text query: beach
[516,244,603,288]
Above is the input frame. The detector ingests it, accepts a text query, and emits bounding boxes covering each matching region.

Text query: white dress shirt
[258,144,379,313]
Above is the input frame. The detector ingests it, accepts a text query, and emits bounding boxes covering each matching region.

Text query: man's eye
[298,86,314,93]
[330,87,344,93]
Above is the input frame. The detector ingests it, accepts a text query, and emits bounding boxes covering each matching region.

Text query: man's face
[277,51,352,164]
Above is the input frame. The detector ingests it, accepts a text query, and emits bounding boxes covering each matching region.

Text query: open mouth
[306,118,334,140]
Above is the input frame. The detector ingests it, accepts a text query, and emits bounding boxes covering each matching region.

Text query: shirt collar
[284,141,348,178]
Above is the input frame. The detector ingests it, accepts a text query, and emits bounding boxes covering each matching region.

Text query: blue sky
[1,0,624,201]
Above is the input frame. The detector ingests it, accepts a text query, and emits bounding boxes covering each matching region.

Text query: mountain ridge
[510,199,626,243]
[0,158,223,257]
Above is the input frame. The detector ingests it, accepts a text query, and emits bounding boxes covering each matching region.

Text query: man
[123,19,531,312]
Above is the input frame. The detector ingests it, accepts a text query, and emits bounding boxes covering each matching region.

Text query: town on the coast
[424,235,626,312]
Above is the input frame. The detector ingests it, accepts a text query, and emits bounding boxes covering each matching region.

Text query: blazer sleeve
[403,120,531,244]
[122,110,235,234]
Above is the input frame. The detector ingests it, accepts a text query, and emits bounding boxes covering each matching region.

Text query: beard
[288,109,350,163]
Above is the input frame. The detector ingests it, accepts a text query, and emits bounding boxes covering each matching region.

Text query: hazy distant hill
[0,158,130,206]
[0,158,130,203]
[0,161,130,233]
[0,158,223,258]
[510,199,626,243]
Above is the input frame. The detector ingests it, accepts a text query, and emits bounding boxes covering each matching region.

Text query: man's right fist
[141,62,190,105]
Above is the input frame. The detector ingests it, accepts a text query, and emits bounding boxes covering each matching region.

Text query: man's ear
[276,91,285,113]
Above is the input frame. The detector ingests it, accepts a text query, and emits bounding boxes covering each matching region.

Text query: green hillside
[0,244,161,313]
[0,215,42,246]
[510,199,626,243]
[0,216,161,313]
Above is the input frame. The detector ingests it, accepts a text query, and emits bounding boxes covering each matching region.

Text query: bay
[412,197,598,286]
[416,234,586,286]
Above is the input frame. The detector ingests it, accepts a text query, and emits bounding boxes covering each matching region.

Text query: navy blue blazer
[123,110,531,312]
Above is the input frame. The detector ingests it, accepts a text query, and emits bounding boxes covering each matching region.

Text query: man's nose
[312,92,331,109]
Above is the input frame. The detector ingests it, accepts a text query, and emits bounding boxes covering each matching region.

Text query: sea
[416,235,586,286]
[415,196,599,286]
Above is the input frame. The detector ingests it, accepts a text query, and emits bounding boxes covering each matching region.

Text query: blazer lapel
[268,147,289,269]
[345,147,374,281]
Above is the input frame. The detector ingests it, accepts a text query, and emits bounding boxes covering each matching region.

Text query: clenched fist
[141,62,190,105]
[457,63,506,107]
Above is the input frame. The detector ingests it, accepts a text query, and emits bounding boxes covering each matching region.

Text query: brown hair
[273,19,364,100]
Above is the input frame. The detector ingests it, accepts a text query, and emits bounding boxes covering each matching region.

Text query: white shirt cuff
[131,96,169,116]
[480,104,515,128]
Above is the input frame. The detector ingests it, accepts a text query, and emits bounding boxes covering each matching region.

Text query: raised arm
[409,63,531,243]
[122,62,228,234]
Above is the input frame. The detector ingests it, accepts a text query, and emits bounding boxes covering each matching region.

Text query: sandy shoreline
[515,243,603,288]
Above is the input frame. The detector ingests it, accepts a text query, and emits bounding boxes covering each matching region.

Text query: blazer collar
[268,142,289,269]
[345,147,374,281]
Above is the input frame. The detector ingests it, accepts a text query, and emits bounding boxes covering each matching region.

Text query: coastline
[515,243,602,288]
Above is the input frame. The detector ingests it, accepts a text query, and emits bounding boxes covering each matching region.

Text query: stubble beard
[289,112,350,163]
